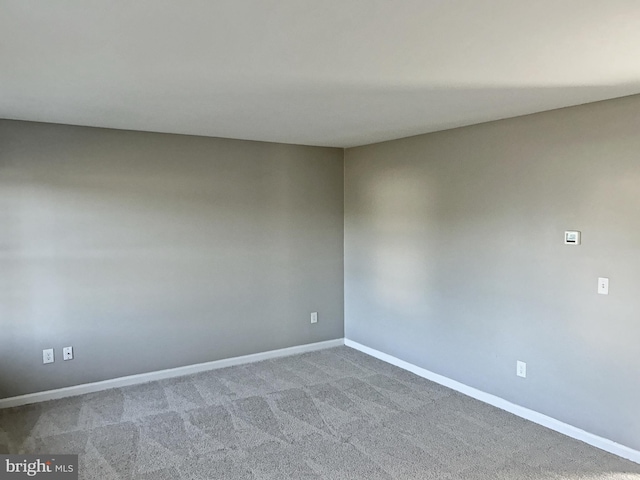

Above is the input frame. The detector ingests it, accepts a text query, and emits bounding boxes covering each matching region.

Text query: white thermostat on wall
[564,231,581,245]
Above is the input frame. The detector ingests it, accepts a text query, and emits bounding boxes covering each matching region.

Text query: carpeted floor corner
[1,346,639,479]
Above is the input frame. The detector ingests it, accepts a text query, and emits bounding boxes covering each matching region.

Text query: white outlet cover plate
[310,312,318,324]
[517,360,527,378]
[63,346,74,361]
[43,348,54,364]
[598,277,609,295]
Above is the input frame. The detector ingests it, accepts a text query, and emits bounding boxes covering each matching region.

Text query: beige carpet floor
[1,346,639,479]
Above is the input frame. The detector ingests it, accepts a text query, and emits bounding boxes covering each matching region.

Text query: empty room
[1,1,639,479]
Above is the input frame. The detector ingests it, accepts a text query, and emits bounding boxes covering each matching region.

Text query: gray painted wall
[0,120,344,399]
[344,95,640,451]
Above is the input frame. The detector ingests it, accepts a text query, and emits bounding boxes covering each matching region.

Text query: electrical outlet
[598,277,609,295]
[310,312,318,324]
[63,346,74,361]
[517,360,526,378]
[43,348,54,364]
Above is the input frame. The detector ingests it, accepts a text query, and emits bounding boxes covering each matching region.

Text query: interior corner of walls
[342,102,640,458]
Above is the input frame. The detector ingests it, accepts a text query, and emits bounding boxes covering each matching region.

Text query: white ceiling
[2,1,640,148]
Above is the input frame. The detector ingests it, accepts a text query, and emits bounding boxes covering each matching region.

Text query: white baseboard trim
[0,338,345,410]
[344,338,640,465]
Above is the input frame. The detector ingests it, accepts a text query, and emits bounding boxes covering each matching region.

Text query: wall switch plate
[564,231,581,245]
[517,361,527,378]
[43,348,54,364]
[310,312,318,324]
[63,346,74,361]
[598,277,609,295]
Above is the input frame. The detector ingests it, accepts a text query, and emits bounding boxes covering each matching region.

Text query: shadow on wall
[368,169,439,314]
[0,154,300,332]
[344,96,640,452]
[0,128,344,398]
